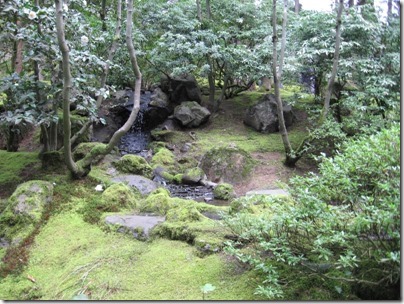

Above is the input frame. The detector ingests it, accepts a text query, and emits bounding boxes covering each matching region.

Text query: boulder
[243,94,294,133]
[101,183,139,210]
[199,145,255,183]
[173,101,211,128]
[213,183,236,200]
[105,214,165,240]
[0,180,53,243]
[114,154,153,179]
[111,175,157,196]
[160,74,202,104]
[143,88,172,129]
[182,167,206,185]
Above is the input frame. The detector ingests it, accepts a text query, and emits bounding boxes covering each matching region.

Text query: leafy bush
[223,124,400,300]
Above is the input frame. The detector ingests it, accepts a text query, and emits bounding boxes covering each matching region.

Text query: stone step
[245,189,289,196]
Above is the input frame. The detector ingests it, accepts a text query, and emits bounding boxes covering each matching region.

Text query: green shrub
[223,124,400,300]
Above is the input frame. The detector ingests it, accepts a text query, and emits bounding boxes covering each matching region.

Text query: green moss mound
[213,183,235,200]
[0,151,40,186]
[0,180,53,241]
[114,154,153,178]
[199,145,255,183]
[151,147,176,172]
[73,142,107,163]
[182,167,205,184]
[101,183,139,211]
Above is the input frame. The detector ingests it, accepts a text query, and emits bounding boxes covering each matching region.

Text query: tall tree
[272,0,294,165]
[294,0,300,13]
[54,0,141,178]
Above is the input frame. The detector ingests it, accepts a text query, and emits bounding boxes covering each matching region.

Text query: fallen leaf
[27,275,36,283]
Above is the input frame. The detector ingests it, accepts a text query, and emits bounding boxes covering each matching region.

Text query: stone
[199,145,255,183]
[245,189,289,196]
[173,101,211,128]
[114,154,153,179]
[160,74,202,104]
[213,183,236,200]
[243,94,293,133]
[111,175,157,196]
[105,214,165,240]
[0,180,53,243]
[182,167,206,185]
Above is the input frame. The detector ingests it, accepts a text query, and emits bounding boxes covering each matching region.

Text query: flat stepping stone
[245,189,289,196]
[105,214,165,239]
[111,174,157,195]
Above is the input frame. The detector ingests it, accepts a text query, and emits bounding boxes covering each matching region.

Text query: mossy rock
[213,183,236,200]
[114,154,153,178]
[0,180,53,241]
[101,183,139,211]
[148,141,167,153]
[73,142,108,163]
[165,199,202,222]
[140,189,172,215]
[151,147,176,172]
[182,167,205,184]
[199,145,256,183]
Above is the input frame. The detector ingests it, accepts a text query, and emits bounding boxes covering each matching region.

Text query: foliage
[223,124,400,299]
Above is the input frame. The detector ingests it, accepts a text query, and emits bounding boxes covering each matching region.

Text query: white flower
[81,35,89,46]
[63,3,68,12]
[95,184,104,192]
[28,11,37,20]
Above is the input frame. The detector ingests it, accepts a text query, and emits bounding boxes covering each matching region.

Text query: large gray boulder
[161,74,202,104]
[243,94,294,133]
[111,174,157,195]
[199,145,255,183]
[174,101,211,128]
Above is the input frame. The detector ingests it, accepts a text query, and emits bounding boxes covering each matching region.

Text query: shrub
[223,124,400,300]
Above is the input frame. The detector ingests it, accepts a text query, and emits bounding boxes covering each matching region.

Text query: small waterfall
[119,91,152,155]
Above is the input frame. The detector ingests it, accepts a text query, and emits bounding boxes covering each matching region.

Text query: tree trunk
[272,0,294,166]
[320,0,344,124]
[55,0,141,178]
[206,0,211,19]
[196,0,202,21]
[55,0,79,174]
[14,18,24,74]
[278,0,288,79]
[96,0,122,108]
[295,0,300,13]
[100,0,107,31]
[348,0,354,7]
[387,0,392,22]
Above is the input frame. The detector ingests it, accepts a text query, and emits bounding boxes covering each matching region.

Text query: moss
[0,150,40,185]
[73,142,107,163]
[101,183,139,211]
[200,145,256,183]
[182,167,205,184]
[40,151,65,170]
[148,141,167,153]
[114,154,153,178]
[151,147,176,172]
[0,180,53,241]
[213,183,235,200]
[173,174,183,184]
[140,191,172,215]
[165,199,201,222]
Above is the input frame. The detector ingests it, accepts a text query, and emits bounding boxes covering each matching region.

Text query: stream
[118,91,217,204]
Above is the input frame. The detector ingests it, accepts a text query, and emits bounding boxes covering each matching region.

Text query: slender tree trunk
[348,0,354,7]
[278,0,288,79]
[207,59,216,111]
[320,0,344,124]
[14,18,24,74]
[55,0,79,174]
[96,0,122,108]
[294,0,300,13]
[55,0,141,178]
[387,0,392,22]
[272,0,294,166]
[196,0,202,21]
[206,0,211,19]
[286,0,345,167]
[101,0,107,31]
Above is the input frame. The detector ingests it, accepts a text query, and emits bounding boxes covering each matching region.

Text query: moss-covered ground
[0,85,320,300]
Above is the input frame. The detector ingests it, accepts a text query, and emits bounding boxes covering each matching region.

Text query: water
[118,91,219,204]
[119,91,152,154]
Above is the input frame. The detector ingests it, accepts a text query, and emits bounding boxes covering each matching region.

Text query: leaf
[201,283,216,294]
[27,275,36,283]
